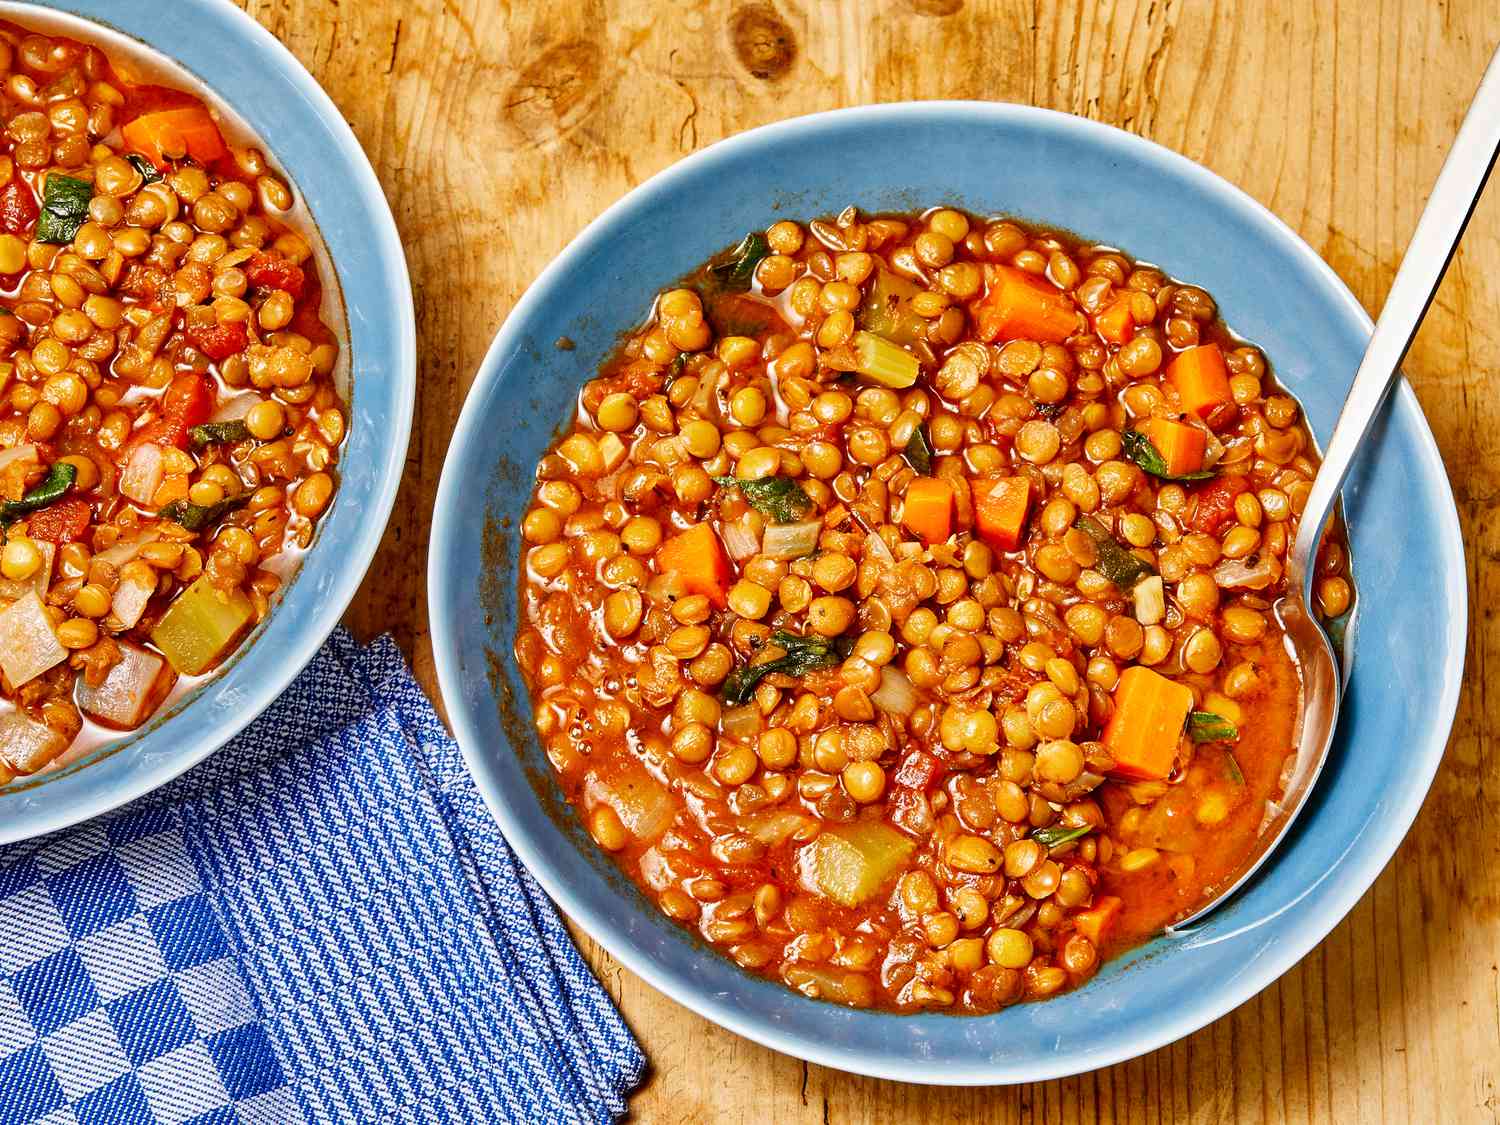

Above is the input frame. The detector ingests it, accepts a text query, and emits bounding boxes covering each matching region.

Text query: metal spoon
[1168,47,1500,932]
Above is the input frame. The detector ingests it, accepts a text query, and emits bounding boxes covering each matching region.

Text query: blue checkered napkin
[0,630,644,1125]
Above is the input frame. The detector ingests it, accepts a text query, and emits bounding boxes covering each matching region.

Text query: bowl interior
[430,104,1465,1082]
[0,0,414,843]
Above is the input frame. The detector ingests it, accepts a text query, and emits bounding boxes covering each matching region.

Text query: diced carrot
[1074,896,1122,947]
[902,477,953,545]
[122,107,227,170]
[970,476,1032,552]
[1094,295,1134,345]
[1138,417,1207,477]
[1165,343,1234,426]
[1101,665,1194,781]
[972,265,1080,344]
[655,523,732,608]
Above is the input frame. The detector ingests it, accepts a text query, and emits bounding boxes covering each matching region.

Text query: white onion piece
[721,704,762,740]
[77,643,171,729]
[209,393,259,423]
[870,666,917,717]
[95,528,160,570]
[862,529,895,566]
[743,808,818,846]
[110,570,157,631]
[119,442,164,506]
[1133,575,1165,625]
[0,443,38,474]
[0,592,66,688]
[721,513,761,561]
[1214,553,1282,590]
[761,519,821,560]
[0,707,67,774]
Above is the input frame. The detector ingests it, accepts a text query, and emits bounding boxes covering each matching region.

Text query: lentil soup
[0,18,345,787]
[513,207,1351,1013]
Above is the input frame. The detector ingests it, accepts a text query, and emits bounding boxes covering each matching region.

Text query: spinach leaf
[126,153,164,185]
[713,475,812,523]
[1074,515,1157,591]
[1122,429,1215,482]
[903,424,932,475]
[707,231,769,292]
[35,174,93,244]
[188,420,251,449]
[722,630,852,705]
[158,492,248,532]
[0,462,76,527]
[1188,711,1239,743]
[1031,823,1092,849]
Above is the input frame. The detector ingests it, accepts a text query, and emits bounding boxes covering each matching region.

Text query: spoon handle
[1291,45,1500,594]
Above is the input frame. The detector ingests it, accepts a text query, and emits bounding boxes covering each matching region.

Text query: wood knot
[729,3,797,82]
[503,39,603,147]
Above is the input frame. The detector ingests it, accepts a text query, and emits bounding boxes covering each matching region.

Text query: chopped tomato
[0,179,37,237]
[893,749,945,791]
[129,373,213,451]
[244,252,305,299]
[185,320,248,362]
[27,498,92,543]
[1188,475,1251,534]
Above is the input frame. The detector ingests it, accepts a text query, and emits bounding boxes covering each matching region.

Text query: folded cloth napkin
[0,629,644,1125]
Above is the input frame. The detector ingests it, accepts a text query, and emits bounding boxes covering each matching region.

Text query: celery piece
[801,820,916,907]
[150,575,254,676]
[852,331,919,389]
[858,269,924,345]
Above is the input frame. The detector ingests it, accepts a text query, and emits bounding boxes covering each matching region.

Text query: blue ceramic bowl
[429,103,1465,1082]
[0,1,415,843]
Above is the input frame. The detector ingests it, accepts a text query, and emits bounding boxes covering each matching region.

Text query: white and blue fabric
[0,630,644,1125]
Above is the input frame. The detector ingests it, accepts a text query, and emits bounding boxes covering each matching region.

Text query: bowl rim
[428,100,1465,1083]
[0,0,416,843]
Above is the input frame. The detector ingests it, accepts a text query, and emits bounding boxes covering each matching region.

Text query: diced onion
[721,704,762,740]
[761,519,821,561]
[1214,553,1282,590]
[119,442,164,506]
[0,592,66,688]
[744,808,818,846]
[721,512,761,561]
[110,570,157,631]
[0,443,39,474]
[1133,575,1165,625]
[0,707,68,774]
[870,666,917,716]
[95,529,160,569]
[76,643,170,729]
[862,529,895,566]
[209,393,258,423]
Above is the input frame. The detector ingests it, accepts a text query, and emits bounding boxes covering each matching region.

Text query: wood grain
[239,0,1500,1119]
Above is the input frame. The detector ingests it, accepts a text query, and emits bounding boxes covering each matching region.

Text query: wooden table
[244,1,1499,1119]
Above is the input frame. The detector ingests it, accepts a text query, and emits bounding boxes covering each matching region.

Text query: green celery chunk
[801,821,916,907]
[150,575,254,676]
[851,330,919,388]
[858,269,924,345]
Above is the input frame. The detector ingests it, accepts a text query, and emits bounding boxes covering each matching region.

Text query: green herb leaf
[1034,401,1065,420]
[188,420,251,449]
[1121,429,1215,482]
[0,462,77,527]
[158,492,248,532]
[903,424,932,475]
[126,153,163,185]
[708,231,770,292]
[1074,515,1157,591]
[713,475,812,523]
[722,630,852,705]
[1224,751,1245,786]
[1031,823,1092,850]
[35,174,93,244]
[1188,711,1239,743]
